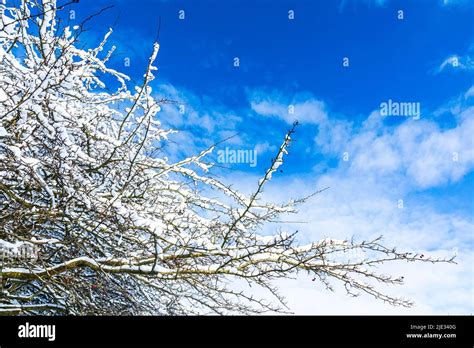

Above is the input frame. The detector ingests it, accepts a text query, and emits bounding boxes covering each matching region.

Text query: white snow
[0,126,8,137]
[0,88,7,101]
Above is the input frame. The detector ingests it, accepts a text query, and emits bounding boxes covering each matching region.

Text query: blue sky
[75,0,473,109]
[63,0,473,313]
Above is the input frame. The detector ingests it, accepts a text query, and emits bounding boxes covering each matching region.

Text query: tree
[0,0,453,315]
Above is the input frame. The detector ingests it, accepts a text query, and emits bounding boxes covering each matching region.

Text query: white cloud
[250,90,328,125]
[327,112,472,190]
[219,164,473,314]
[250,88,474,190]
[435,54,474,73]
[258,170,472,313]
[275,251,472,314]
[154,83,245,162]
[157,83,242,133]
[254,141,277,155]
[347,107,474,189]
[228,86,474,313]
[464,86,474,99]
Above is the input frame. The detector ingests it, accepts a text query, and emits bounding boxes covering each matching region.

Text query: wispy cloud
[250,87,474,190]
[222,154,473,313]
[435,54,474,73]
[249,90,328,125]
[221,87,474,313]
[151,83,242,162]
